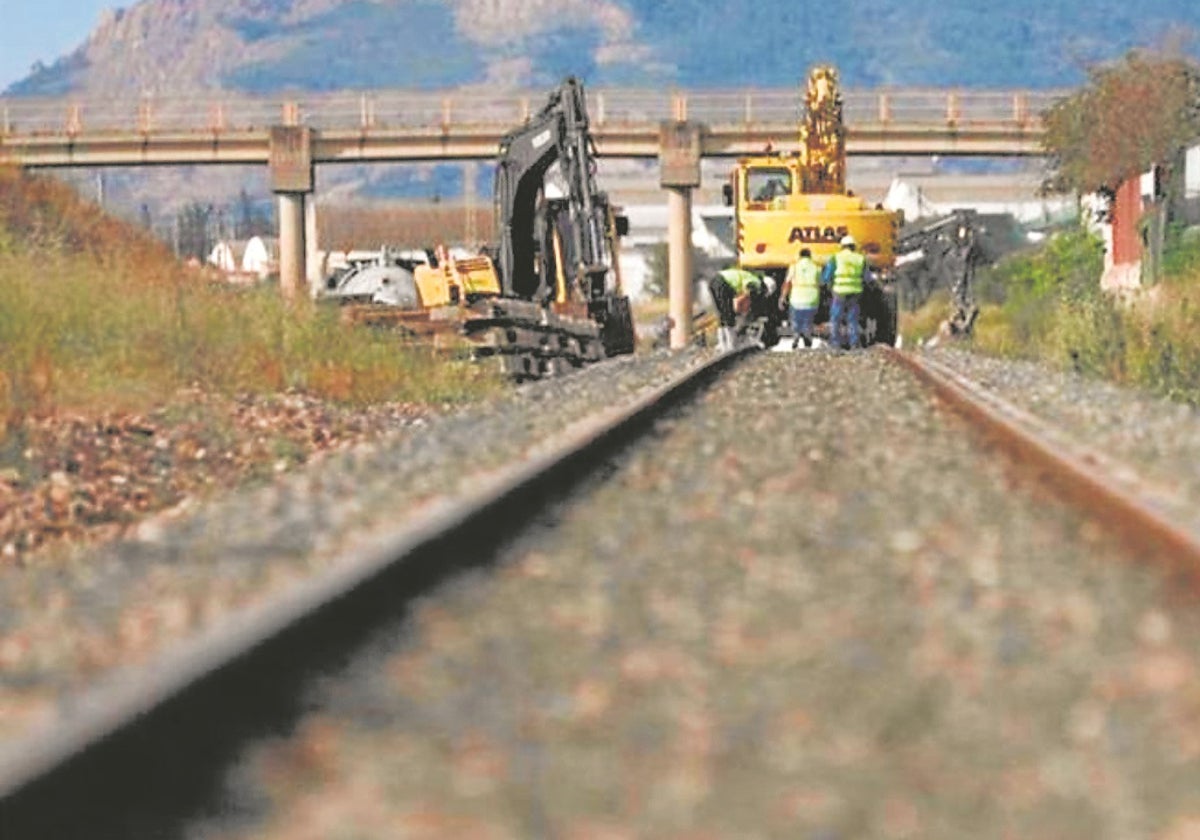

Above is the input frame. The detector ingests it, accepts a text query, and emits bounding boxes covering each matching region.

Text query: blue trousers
[829,293,861,349]
[789,306,816,345]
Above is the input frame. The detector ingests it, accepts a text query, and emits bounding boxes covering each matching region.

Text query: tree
[176,202,213,261]
[234,188,271,239]
[1042,50,1200,196]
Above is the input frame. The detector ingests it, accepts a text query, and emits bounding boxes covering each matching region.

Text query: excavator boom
[494,77,618,306]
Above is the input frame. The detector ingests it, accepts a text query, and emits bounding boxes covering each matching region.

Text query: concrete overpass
[1,87,1058,167]
[0,86,1064,339]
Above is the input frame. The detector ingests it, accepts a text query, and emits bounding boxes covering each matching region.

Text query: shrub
[964,225,1200,405]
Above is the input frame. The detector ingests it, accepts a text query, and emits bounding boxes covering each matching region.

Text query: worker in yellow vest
[820,234,868,350]
[708,264,764,351]
[779,247,821,349]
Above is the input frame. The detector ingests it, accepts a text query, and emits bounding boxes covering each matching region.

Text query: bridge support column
[659,121,704,350]
[667,187,693,350]
[269,126,315,302]
[305,197,322,297]
[277,193,306,301]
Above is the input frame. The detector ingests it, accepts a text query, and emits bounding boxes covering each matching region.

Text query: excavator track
[340,297,608,380]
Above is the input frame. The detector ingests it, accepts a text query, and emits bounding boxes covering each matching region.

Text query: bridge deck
[1,87,1061,165]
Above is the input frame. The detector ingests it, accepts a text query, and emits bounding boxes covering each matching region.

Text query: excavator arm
[493,77,619,308]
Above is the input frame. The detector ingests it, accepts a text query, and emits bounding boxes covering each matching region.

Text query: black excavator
[333,77,635,377]
[491,76,636,357]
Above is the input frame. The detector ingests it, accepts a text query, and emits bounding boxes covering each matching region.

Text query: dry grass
[0,168,501,441]
[898,289,952,346]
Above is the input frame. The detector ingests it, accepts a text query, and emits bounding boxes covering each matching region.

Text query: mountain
[8,0,1200,97]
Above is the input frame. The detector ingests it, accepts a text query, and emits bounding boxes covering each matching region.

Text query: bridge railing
[0,88,1067,137]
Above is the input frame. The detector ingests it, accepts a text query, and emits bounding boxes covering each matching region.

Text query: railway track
[0,347,752,838]
[885,348,1200,587]
[3,347,1200,838]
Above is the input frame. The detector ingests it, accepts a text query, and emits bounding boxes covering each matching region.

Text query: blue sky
[0,0,124,91]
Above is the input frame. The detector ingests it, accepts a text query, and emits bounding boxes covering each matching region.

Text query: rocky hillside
[8,0,1200,97]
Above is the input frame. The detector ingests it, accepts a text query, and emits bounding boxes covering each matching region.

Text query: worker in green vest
[779,247,821,349]
[708,264,764,351]
[820,234,868,350]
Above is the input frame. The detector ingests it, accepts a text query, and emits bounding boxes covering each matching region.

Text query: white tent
[241,236,279,278]
[207,240,245,273]
[883,177,935,221]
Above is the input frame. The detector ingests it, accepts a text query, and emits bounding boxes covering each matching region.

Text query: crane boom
[799,65,847,194]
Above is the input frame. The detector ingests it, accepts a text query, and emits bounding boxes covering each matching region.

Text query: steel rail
[885,347,1200,588]
[0,346,753,839]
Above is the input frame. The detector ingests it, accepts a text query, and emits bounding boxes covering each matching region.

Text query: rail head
[884,347,1200,589]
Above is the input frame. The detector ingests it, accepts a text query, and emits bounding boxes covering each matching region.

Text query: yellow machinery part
[798,65,846,194]
[737,190,897,271]
[413,253,503,307]
[552,228,569,305]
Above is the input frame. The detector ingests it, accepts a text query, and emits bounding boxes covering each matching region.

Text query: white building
[881,173,1076,226]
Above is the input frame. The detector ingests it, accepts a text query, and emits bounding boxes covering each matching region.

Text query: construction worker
[821,234,868,350]
[708,264,764,351]
[779,247,821,349]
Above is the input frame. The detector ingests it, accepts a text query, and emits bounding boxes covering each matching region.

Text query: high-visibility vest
[787,258,821,309]
[832,248,866,295]
[718,268,762,295]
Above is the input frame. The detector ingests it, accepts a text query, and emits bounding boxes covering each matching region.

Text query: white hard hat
[840,234,856,247]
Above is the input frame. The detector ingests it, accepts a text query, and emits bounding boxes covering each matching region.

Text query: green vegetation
[904,227,1200,405]
[0,167,499,439]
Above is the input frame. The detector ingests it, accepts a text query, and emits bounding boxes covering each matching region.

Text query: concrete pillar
[463,161,478,246]
[269,125,314,303]
[667,187,693,350]
[305,196,321,296]
[659,120,704,350]
[278,193,306,301]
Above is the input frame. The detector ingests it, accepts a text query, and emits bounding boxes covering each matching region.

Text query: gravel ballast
[188,350,1200,840]
[0,350,713,748]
